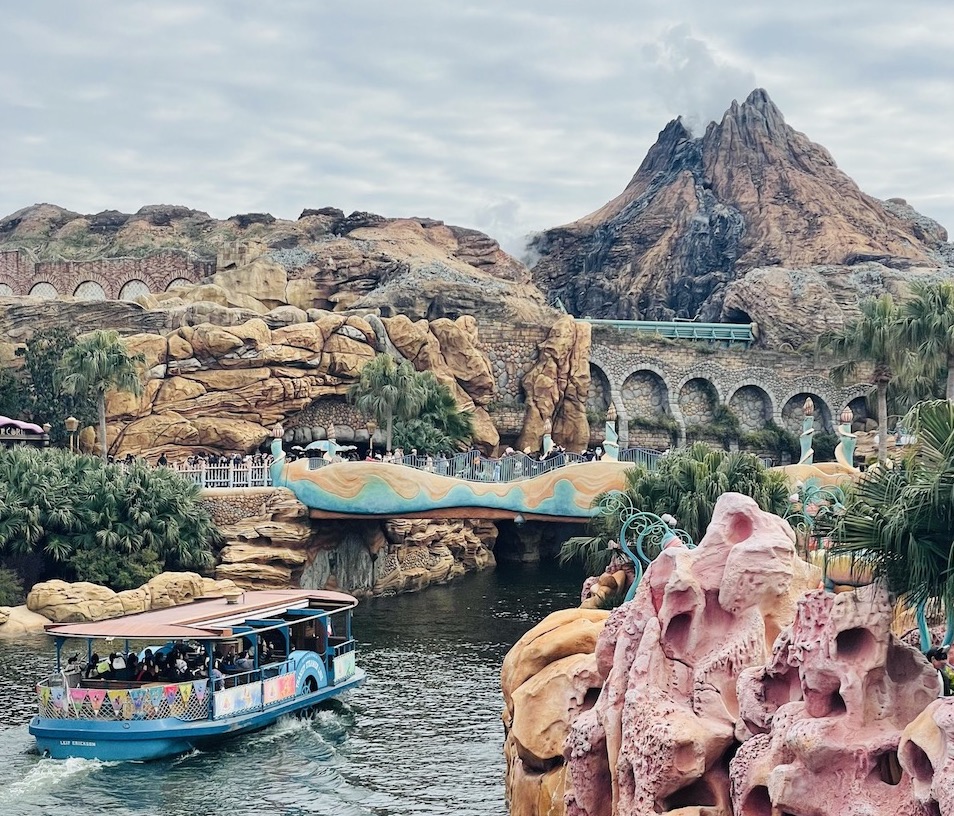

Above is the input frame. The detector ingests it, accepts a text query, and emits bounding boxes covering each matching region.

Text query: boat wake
[0,756,116,804]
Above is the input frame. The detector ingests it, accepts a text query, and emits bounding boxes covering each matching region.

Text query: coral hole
[900,740,935,783]
[664,612,693,653]
[740,785,772,816]
[660,777,715,810]
[885,643,921,683]
[835,626,876,661]
[873,750,903,785]
[726,512,753,544]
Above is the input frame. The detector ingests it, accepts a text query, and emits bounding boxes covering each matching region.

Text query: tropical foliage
[0,447,219,591]
[7,328,96,442]
[349,354,474,453]
[899,281,954,401]
[58,329,144,460]
[348,354,427,452]
[392,371,475,454]
[560,443,790,575]
[818,400,954,615]
[816,295,900,463]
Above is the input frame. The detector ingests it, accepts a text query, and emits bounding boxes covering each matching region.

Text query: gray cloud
[1,0,952,248]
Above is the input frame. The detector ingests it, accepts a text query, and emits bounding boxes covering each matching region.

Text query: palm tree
[393,372,475,454]
[819,400,954,622]
[348,354,428,452]
[560,443,790,577]
[58,330,144,460]
[899,281,954,402]
[816,295,900,463]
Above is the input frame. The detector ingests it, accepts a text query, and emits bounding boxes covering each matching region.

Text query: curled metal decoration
[596,491,694,602]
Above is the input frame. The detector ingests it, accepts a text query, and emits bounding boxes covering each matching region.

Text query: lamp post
[367,419,377,457]
[64,416,79,453]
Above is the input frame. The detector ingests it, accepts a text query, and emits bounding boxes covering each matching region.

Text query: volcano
[530,89,952,347]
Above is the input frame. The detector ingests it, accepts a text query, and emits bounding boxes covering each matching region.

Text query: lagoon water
[0,562,583,816]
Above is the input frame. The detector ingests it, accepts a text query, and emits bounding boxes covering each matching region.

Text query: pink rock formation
[563,493,819,816]
[900,698,954,815]
[731,585,938,816]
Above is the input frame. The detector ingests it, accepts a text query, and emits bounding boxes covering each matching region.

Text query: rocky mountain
[530,88,954,348]
[0,203,553,324]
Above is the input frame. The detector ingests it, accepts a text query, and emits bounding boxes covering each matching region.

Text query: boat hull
[30,668,365,761]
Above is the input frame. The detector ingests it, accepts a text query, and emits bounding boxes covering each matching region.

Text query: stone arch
[587,363,611,419]
[0,283,13,296]
[166,277,193,291]
[73,280,107,301]
[845,395,870,430]
[678,377,719,427]
[119,279,150,301]
[728,384,773,433]
[29,281,59,299]
[781,392,833,434]
[622,369,671,423]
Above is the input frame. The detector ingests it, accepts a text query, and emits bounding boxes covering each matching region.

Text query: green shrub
[0,447,219,591]
[0,567,24,606]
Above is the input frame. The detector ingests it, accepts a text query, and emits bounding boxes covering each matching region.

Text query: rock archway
[781,392,832,434]
[622,369,670,423]
[678,377,718,427]
[728,385,772,433]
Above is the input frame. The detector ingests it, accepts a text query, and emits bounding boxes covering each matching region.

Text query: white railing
[169,461,273,488]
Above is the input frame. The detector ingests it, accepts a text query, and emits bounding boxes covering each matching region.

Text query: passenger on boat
[234,650,255,671]
[86,653,102,679]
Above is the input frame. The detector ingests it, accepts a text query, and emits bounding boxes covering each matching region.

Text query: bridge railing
[304,446,662,481]
[581,318,754,346]
[168,461,273,488]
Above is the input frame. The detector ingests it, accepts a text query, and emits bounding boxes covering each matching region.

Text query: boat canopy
[43,589,358,641]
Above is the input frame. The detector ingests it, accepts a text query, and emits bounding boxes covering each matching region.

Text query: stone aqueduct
[0,248,210,301]
[0,247,867,450]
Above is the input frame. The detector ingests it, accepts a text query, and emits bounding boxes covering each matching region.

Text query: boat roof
[44,589,358,641]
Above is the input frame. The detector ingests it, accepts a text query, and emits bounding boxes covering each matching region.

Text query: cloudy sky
[2,1,952,255]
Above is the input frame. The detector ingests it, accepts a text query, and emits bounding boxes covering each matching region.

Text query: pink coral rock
[730,586,938,816]
[564,493,819,816]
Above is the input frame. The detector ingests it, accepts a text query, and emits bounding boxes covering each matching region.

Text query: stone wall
[0,248,211,300]
[202,487,497,596]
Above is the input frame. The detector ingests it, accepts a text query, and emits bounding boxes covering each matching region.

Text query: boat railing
[36,674,212,722]
[211,658,297,720]
[330,639,357,685]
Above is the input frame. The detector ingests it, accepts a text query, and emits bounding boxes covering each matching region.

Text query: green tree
[0,447,218,591]
[0,368,28,419]
[560,443,791,574]
[816,295,901,463]
[348,354,427,452]
[58,330,144,460]
[17,327,96,444]
[393,372,475,453]
[899,281,954,402]
[818,399,954,616]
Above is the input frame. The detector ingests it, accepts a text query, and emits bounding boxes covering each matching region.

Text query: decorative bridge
[265,441,657,522]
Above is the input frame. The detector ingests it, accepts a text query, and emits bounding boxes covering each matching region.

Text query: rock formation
[71,308,503,459]
[502,493,954,816]
[201,487,498,597]
[24,572,237,623]
[731,586,938,816]
[502,607,611,816]
[0,203,553,324]
[531,89,954,349]
[516,315,591,455]
[900,698,954,815]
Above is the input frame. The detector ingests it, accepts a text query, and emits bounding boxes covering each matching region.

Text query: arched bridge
[268,446,635,522]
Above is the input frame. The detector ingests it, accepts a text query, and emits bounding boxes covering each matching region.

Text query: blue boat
[29,588,366,761]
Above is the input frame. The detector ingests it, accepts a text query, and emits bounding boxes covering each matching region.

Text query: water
[0,562,584,815]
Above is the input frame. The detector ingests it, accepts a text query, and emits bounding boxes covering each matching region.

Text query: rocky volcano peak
[531,89,950,332]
